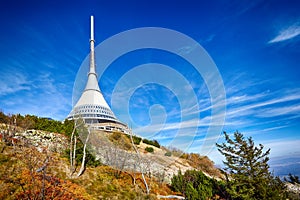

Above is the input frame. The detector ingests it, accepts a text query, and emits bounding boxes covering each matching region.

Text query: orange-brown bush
[15,169,88,199]
[181,153,222,178]
[0,142,91,199]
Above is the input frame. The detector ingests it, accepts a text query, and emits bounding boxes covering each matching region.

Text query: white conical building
[68,16,127,132]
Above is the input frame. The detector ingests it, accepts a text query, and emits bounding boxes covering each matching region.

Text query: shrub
[145,147,154,153]
[164,152,172,157]
[142,139,160,148]
[171,170,226,200]
[125,134,142,145]
[180,153,221,177]
[64,142,101,167]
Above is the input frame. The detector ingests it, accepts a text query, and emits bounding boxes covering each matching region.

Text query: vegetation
[64,141,101,168]
[0,111,178,198]
[0,110,74,135]
[0,142,91,199]
[145,146,154,153]
[109,131,132,151]
[171,131,297,200]
[171,170,227,200]
[0,140,174,199]
[180,153,222,178]
[284,173,300,184]
[2,111,298,199]
[125,134,142,145]
[1,143,125,199]
[164,151,172,157]
[216,131,287,199]
[142,138,160,148]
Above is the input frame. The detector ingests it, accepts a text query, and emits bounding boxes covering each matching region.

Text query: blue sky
[0,0,300,172]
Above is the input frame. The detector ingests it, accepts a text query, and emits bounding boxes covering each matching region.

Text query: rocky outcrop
[13,129,68,153]
[85,130,222,183]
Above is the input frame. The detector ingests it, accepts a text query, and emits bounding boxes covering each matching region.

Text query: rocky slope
[82,129,223,183]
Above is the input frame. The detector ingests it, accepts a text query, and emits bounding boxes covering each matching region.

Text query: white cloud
[0,69,71,120]
[269,24,300,43]
[0,72,31,95]
[264,139,300,158]
[225,93,300,119]
[257,104,300,118]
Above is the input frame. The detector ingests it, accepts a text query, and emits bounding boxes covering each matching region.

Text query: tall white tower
[68,16,120,125]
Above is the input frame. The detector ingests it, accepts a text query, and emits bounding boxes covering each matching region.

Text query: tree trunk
[77,127,91,177]
[72,136,77,175]
[69,123,76,174]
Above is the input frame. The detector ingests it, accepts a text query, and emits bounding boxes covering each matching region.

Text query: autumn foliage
[0,142,91,199]
[15,170,87,199]
[180,153,222,178]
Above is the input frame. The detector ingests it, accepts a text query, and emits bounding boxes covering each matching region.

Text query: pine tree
[284,173,300,184]
[216,131,286,199]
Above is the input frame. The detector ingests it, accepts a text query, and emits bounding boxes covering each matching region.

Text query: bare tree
[76,125,92,177]
[69,118,84,176]
[72,136,77,173]
[69,124,76,174]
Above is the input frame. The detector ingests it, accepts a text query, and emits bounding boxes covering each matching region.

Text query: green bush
[0,112,75,137]
[125,134,142,145]
[171,170,227,200]
[164,152,172,157]
[142,139,160,148]
[64,141,101,167]
[145,147,154,153]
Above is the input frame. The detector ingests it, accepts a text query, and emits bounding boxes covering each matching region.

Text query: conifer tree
[216,131,286,199]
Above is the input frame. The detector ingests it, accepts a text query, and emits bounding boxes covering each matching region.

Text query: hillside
[1,114,300,199]
[0,121,223,199]
[87,130,223,183]
[0,128,176,199]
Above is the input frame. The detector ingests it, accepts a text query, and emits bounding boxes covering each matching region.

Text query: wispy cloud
[243,125,290,137]
[225,92,300,120]
[0,71,31,95]
[264,139,300,156]
[257,104,300,118]
[269,24,300,43]
[0,68,72,120]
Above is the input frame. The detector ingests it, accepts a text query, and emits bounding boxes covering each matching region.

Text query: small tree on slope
[216,131,286,200]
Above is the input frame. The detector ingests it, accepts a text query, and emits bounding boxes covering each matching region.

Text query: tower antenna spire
[89,15,96,74]
[90,15,94,41]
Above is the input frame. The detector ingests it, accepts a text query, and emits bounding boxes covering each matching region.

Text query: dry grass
[109,131,133,151]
